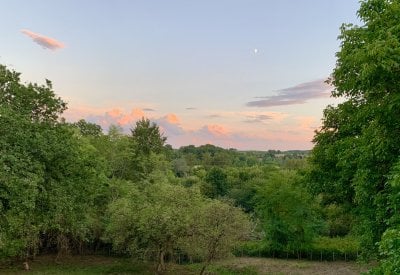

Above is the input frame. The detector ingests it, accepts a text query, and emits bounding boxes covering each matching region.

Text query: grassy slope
[0,255,374,274]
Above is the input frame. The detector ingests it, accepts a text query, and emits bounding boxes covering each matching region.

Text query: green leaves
[255,170,322,252]
[0,65,107,259]
[0,65,66,122]
[130,118,167,156]
[309,0,400,260]
[371,228,400,274]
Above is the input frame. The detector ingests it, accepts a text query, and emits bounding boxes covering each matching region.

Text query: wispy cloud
[186,107,197,110]
[143,108,156,112]
[199,125,229,137]
[243,114,273,123]
[247,79,331,108]
[206,114,222,119]
[21,29,64,50]
[203,111,288,123]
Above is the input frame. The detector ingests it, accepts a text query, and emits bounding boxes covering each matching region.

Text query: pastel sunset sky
[1,0,360,150]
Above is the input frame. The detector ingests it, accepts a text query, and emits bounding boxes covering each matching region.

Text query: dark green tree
[255,170,322,254]
[128,118,169,181]
[0,65,66,122]
[0,65,106,262]
[130,118,166,156]
[73,119,103,137]
[204,167,228,198]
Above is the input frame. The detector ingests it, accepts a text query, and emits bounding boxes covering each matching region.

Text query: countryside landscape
[1,0,400,274]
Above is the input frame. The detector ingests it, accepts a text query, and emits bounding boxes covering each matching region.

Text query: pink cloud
[117,108,145,125]
[165,113,180,124]
[64,106,147,131]
[21,29,65,50]
[63,106,316,150]
[107,108,123,118]
[203,125,229,137]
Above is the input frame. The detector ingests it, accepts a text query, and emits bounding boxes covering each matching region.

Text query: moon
[254,48,258,54]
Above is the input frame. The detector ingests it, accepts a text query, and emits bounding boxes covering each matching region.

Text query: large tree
[130,118,167,156]
[0,65,106,261]
[308,0,400,256]
[105,181,203,272]
[256,170,321,254]
[128,118,169,181]
[0,65,66,122]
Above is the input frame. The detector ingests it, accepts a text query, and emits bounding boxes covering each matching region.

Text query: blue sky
[1,0,361,150]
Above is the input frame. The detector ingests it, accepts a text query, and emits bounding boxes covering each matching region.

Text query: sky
[1,0,361,150]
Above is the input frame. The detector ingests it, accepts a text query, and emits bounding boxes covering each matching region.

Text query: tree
[0,65,66,122]
[182,200,251,275]
[92,124,133,179]
[130,118,166,156]
[204,167,228,198]
[72,119,103,137]
[0,65,67,260]
[308,0,400,256]
[105,182,203,272]
[128,118,169,181]
[172,157,189,177]
[0,65,107,262]
[255,170,322,255]
[371,228,400,274]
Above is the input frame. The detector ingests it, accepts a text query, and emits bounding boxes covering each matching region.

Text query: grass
[0,255,153,275]
[0,255,375,274]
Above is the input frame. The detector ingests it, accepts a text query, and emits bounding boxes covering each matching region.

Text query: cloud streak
[206,114,222,119]
[21,29,64,50]
[247,79,331,108]
[243,114,273,123]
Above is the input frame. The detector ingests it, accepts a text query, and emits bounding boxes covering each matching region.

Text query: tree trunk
[157,250,165,272]
[200,264,208,275]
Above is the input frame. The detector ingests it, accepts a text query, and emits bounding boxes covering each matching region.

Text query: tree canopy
[308,0,400,260]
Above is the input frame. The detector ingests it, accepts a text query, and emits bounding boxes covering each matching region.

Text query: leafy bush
[237,236,360,261]
[370,228,400,274]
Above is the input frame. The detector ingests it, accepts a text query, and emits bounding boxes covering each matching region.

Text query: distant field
[0,255,375,274]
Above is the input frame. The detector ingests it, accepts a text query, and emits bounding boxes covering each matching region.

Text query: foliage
[308,0,400,257]
[237,236,360,260]
[172,157,189,177]
[255,170,322,253]
[204,167,229,198]
[72,119,103,137]
[370,228,400,274]
[130,117,166,156]
[0,65,66,122]
[129,118,170,181]
[105,181,202,271]
[182,200,251,275]
[312,236,360,255]
[177,144,308,168]
[105,179,252,273]
[0,65,106,259]
[322,203,354,237]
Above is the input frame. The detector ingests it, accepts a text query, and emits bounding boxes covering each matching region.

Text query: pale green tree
[182,200,251,275]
